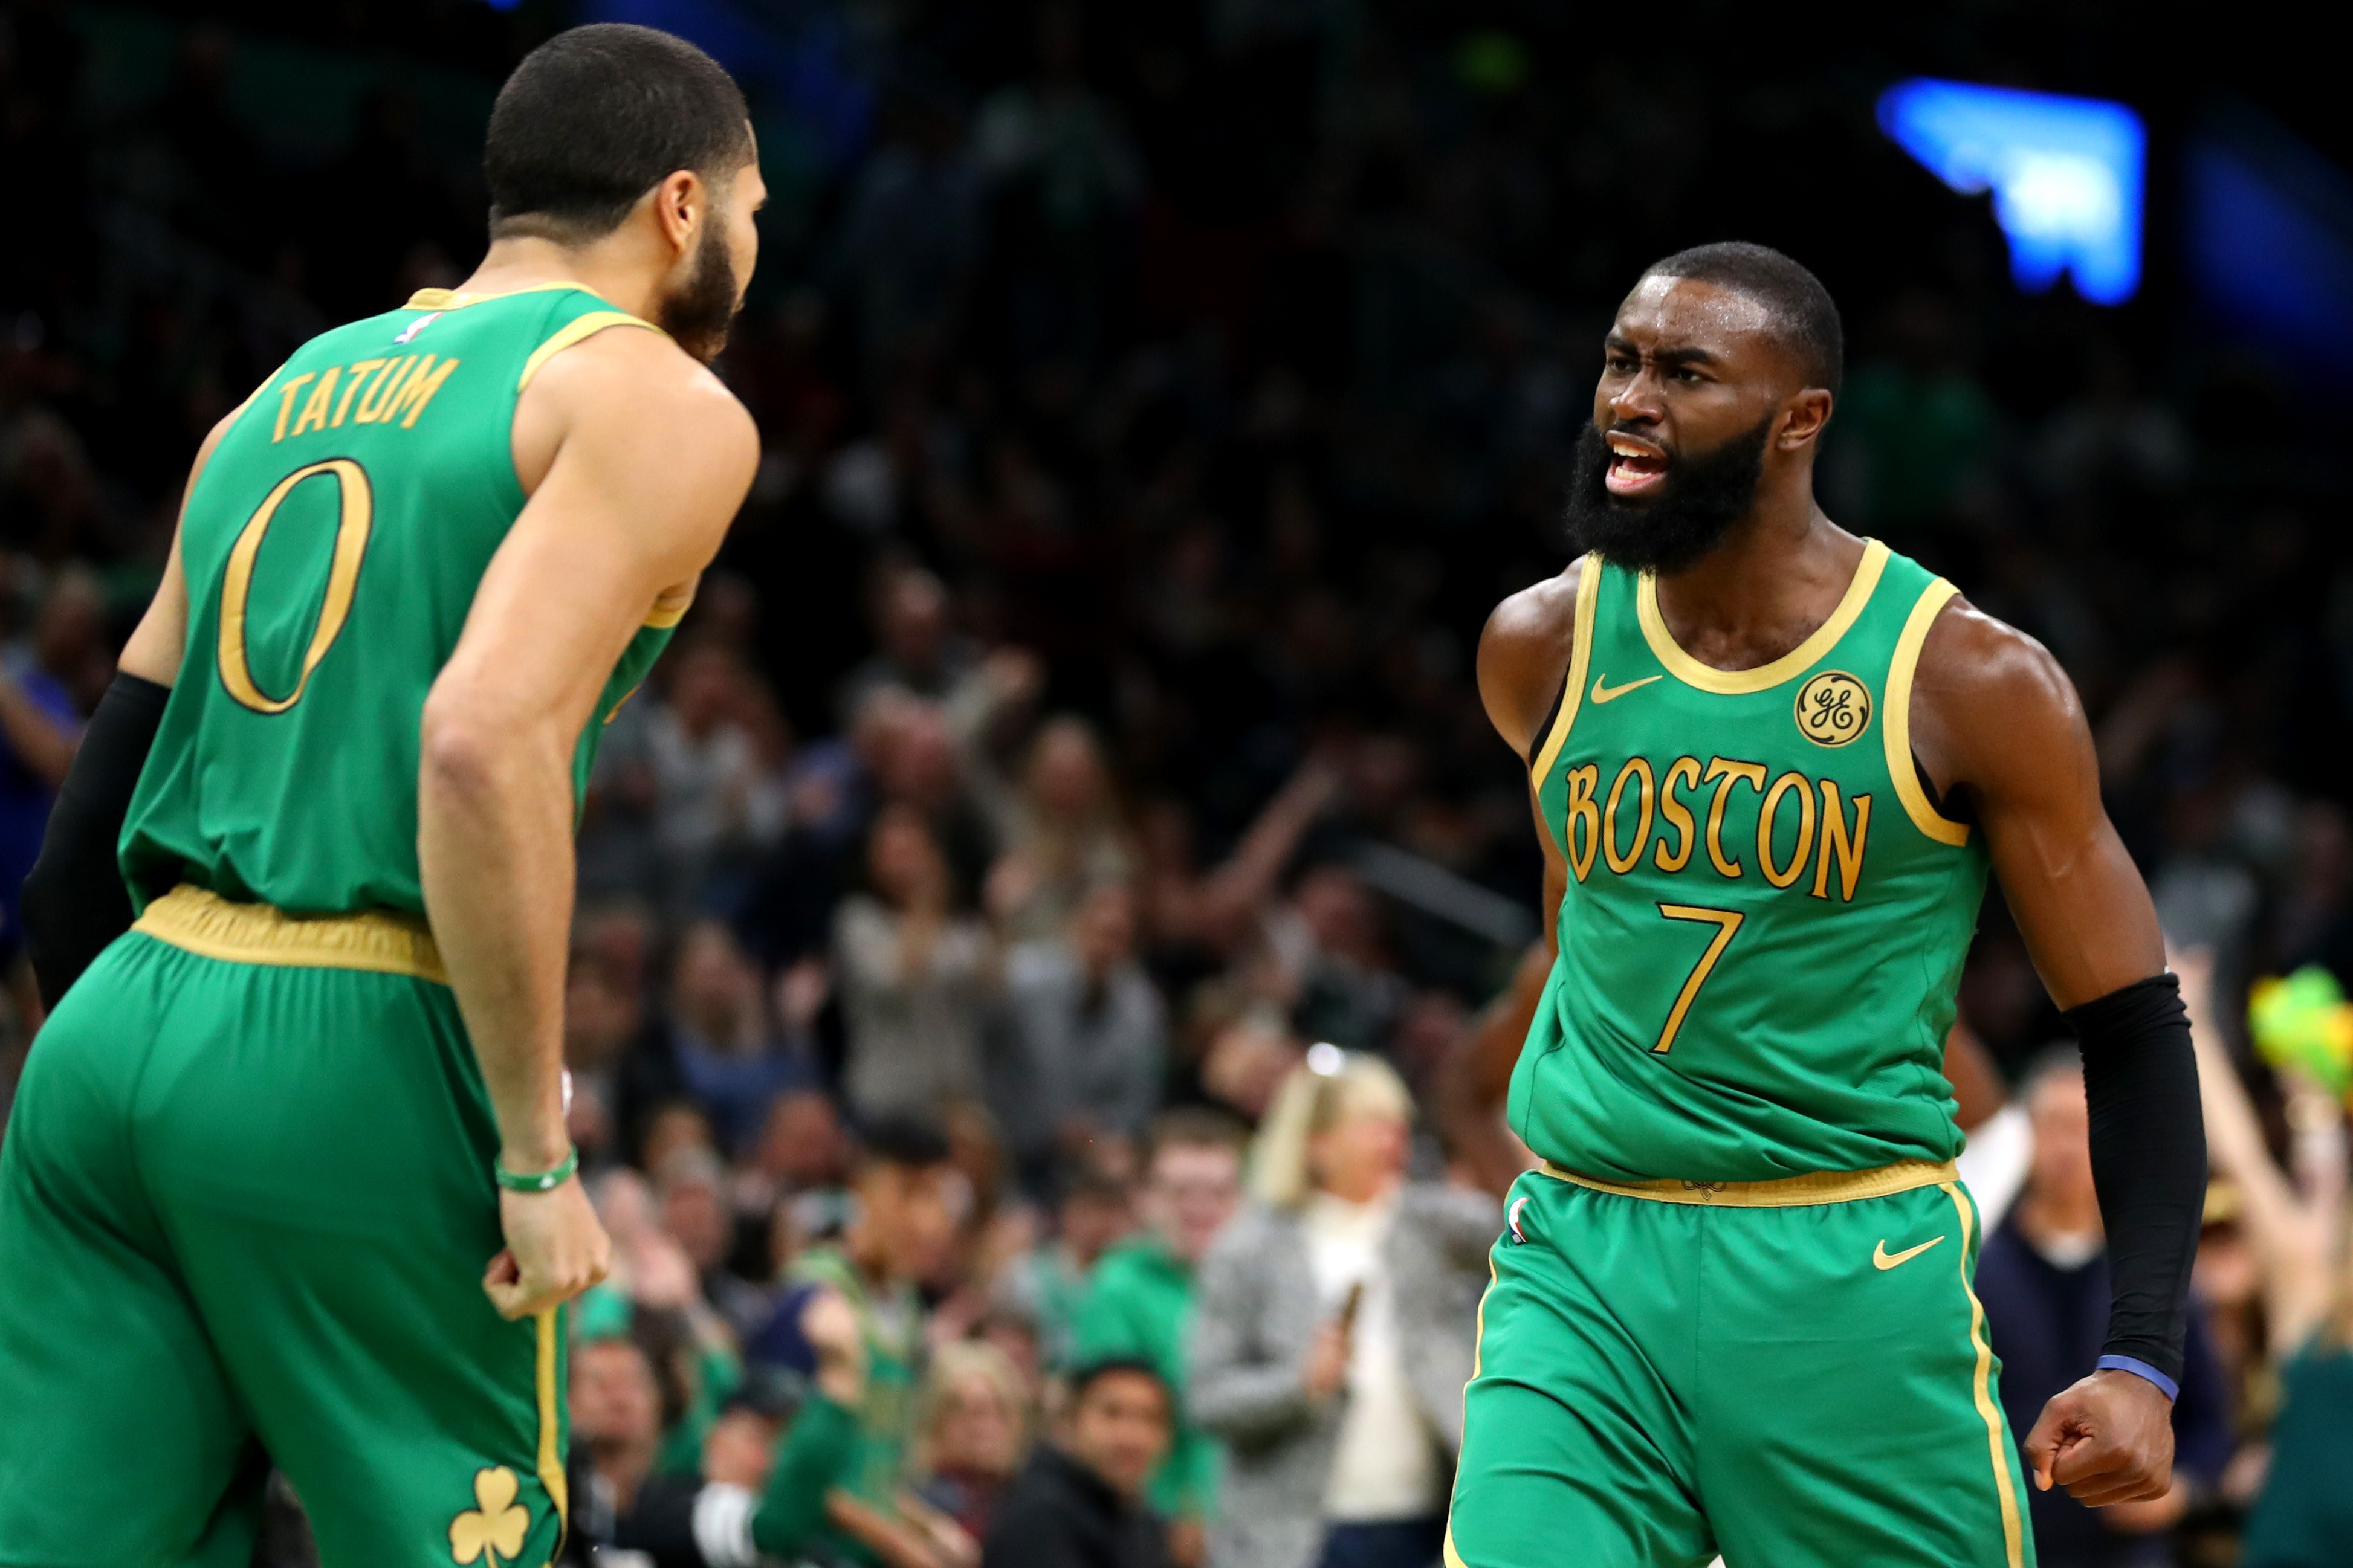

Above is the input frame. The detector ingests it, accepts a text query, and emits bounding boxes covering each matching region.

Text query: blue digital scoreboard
[1877,79,2146,306]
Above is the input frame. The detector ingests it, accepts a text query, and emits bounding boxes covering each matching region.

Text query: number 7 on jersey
[1651,904,1743,1053]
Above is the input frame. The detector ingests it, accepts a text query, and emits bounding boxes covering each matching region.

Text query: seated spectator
[995,881,1167,1195]
[665,920,820,1155]
[562,1295,867,1566]
[835,805,997,1122]
[1975,1048,2232,1568]
[655,1146,774,1344]
[1189,1050,1498,1568]
[1072,1108,1247,1564]
[982,1358,1173,1568]
[914,1340,1035,1541]
[748,1117,974,1568]
[997,1166,1136,1369]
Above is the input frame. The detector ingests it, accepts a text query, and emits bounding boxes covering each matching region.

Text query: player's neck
[455,233,669,325]
[1649,495,1860,669]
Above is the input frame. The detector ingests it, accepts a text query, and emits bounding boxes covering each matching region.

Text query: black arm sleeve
[19,673,169,1007]
[2063,972,2207,1387]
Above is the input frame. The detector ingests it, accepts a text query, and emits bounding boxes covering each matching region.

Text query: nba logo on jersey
[394,312,442,346]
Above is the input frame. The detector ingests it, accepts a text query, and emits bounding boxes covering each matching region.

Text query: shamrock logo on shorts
[448,1465,530,1566]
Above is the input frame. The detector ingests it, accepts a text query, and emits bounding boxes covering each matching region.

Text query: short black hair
[1639,242,1845,398]
[855,1114,953,1170]
[1067,1355,1170,1407]
[484,24,751,241]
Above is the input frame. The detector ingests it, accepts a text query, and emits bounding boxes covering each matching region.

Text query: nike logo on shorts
[1872,1234,1946,1270]
[1590,673,1663,704]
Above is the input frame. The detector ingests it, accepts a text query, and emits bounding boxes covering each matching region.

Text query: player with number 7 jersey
[1445,244,2204,1568]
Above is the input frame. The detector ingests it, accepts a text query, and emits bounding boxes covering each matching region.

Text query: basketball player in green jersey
[1443,245,2206,1568]
[0,27,763,1567]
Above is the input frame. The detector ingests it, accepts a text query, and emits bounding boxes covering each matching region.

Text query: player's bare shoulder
[514,320,758,495]
[1908,589,2092,799]
[1479,556,1587,762]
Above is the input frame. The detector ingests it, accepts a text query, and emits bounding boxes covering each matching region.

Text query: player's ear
[1776,387,1834,451]
[648,169,705,258]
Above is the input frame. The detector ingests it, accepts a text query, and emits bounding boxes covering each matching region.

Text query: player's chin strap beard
[656,218,741,366]
[1561,415,1772,575]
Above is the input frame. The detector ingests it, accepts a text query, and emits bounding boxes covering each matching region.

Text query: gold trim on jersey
[1944,1182,2027,1568]
[403,282,611,311]
[536,1308,570,1558]
[1538,1156,1959,1207]
[644,578,699,629]
[516,311,667,393]
[134,883,447,985]
[1636,538,1890,695]
[1883,578,1972,847]
[1527,553,1602,799]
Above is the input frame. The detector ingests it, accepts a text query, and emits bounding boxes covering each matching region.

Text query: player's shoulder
[1914,589,2084,732]
[529,321,757,462]
[1479,555,1588,760]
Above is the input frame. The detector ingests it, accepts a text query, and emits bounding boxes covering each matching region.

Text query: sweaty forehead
[1614,274,1781,360]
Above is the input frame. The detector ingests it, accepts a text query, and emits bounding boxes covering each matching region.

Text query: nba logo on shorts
[1509,1195,1532,1244]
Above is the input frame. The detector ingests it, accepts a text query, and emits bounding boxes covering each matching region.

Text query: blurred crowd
[7,1,2353,1566]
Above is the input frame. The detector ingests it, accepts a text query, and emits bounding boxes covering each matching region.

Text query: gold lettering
[1702,758,1766,878]
[1757,770,1818,888]
[331,360,386,426]
[354,356,415,423]
[288,366,340,437]
[1562,764,1601,883]
[272,372,317,442]
[1813,782,1872,902]
[1602,758,1656,875]
[1655,755,1701,872]
[384,355,460,428]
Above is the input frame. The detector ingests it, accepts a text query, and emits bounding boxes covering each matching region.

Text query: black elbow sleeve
[22,673,170,1007]
[2063,971,2206,1391]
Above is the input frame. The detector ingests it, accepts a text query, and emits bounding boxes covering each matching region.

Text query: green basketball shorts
[1445,1162,2034,1568]
[0,889,567,1568]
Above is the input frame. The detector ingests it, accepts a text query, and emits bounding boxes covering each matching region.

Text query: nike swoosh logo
[1873,1235,1947,1271]
[1591,673,1663,704]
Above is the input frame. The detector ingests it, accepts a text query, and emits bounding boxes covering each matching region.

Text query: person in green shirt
[1071,1107,1246,1564]
[753,1116,968,1567]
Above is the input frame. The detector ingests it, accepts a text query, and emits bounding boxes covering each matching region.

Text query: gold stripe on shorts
[134,883,447,985]
[536,1309,569,1556]
[1538,1157,1959,1207]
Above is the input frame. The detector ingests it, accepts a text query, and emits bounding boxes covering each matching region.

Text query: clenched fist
[2024,1368,2175,1506]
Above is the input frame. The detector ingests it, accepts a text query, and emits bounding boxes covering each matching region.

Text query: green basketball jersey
[121,283,687,918]
[1508,540,1990,1182]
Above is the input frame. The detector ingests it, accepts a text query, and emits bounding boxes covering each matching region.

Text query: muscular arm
[1913,599,2200,1506]
[419,327,756,1318]
[1432,563,1582,1195]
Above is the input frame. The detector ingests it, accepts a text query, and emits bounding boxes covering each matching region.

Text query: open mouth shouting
[1604,430,1671,497]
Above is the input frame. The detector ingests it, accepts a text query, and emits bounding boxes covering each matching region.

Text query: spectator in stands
[2180,950,2353,1567]
[1975,1049,2233,1568]
[749,1117,973,1568]
[664,920,819,1155]
[995,880,1167,1195]
[833,805,997,1121]
[982,1357,1173,1568]
[562,1294,866,1567]
[914,1339,1035,1542]
[997,1165,1136,1369]
[1190,1050,1497,1568]
[1073,1108,1246,1565]
[984,717,1135,941]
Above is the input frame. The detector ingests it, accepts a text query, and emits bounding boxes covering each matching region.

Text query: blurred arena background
[4,3,2352,1566]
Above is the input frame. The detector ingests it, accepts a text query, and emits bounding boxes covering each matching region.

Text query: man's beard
[656,220,742,365]
[1561,416,1772,575]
